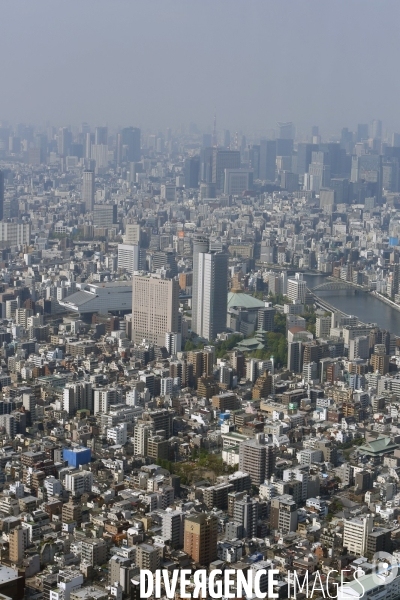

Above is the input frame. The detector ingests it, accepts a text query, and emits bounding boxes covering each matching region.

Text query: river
[304,275,400,336]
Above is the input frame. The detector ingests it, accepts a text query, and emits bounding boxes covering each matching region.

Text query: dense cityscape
[0,115,397,600]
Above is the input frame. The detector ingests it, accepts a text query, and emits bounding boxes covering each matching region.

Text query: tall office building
[249,144,260,179]
[121,127,141,162]
[287,341,303,373]
[95,126,108,145]
[131,274,179,346]
[192,237,209,336]
[224,169,253,195]
[184,513,218,565]
[195,250,228,341]
[200,147,214,183]
[357,154,382,200]
[276,138,294,157]
[371,119,382,140]
[57,127,72,156]
[357,124,369,142]
[212,148,240,191]
[91,144,109,173]
[277,121,295,140]
[296,143,319,176]
[259,140,276,181]
[85,132,92,159]
[306,151,331,193]
[287,273,307,304]
[0,169,3,220]
[93,204,117,228]
[184,156,200,188]
[82,170,95,212]
[117,244,140,273]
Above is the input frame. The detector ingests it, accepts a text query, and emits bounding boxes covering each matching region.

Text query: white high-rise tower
[82,170,95,212]
[196,251,228,341]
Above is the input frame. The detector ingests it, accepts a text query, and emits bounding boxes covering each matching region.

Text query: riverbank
[311,294,349,317]
[304,274,400,335]
[370,291,400,314]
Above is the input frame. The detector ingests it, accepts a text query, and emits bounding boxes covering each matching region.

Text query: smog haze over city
[1,0,400,135]
[1,3,400,600]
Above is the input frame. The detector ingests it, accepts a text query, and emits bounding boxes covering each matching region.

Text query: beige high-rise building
[9,526,28,563]
[131,274,179,346]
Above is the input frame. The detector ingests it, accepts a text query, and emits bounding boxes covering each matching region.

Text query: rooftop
[357,435,398,455]
[227,291,265,309]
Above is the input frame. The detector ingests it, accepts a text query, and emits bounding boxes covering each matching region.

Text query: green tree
[268,292,291,305]
[215,334,244,359]
[273,312,287,335]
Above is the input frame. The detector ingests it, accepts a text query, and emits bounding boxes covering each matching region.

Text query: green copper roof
[227,292,265,309]
[358,436,398,455]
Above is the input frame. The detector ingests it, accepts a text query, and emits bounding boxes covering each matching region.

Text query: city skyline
[0,3,400,599]
[1,1,400,135]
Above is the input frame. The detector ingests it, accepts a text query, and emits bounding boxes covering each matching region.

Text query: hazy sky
[1,0,400,137]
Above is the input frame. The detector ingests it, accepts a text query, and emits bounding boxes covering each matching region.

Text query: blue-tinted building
[63,447,91,468]
[218,412,231,427]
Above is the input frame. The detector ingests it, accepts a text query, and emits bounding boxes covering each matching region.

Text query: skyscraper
[121,127,141,162]
[259,140,276,181]
[117,244,140,274]
[57,127,72,156]
[82,170,95,212]
[131,273,179,346]
[277,121,295,140]
[212,148,240,191]
[357,124,369,142]
[371,119,382,140]
[184,156,200,188]
[305,151,331,193]
[0,170,4,221]
[85,132,92,159]
[287,341,303,373]
[287,273,307,304]
[296,143,319,176]
[95,126,108,145]
[90,144,109,173]
[191,236,209,336]
[195,250,228,341]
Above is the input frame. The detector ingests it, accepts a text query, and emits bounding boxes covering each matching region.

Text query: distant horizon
[0,120,396,146]
[1,0,400,134]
